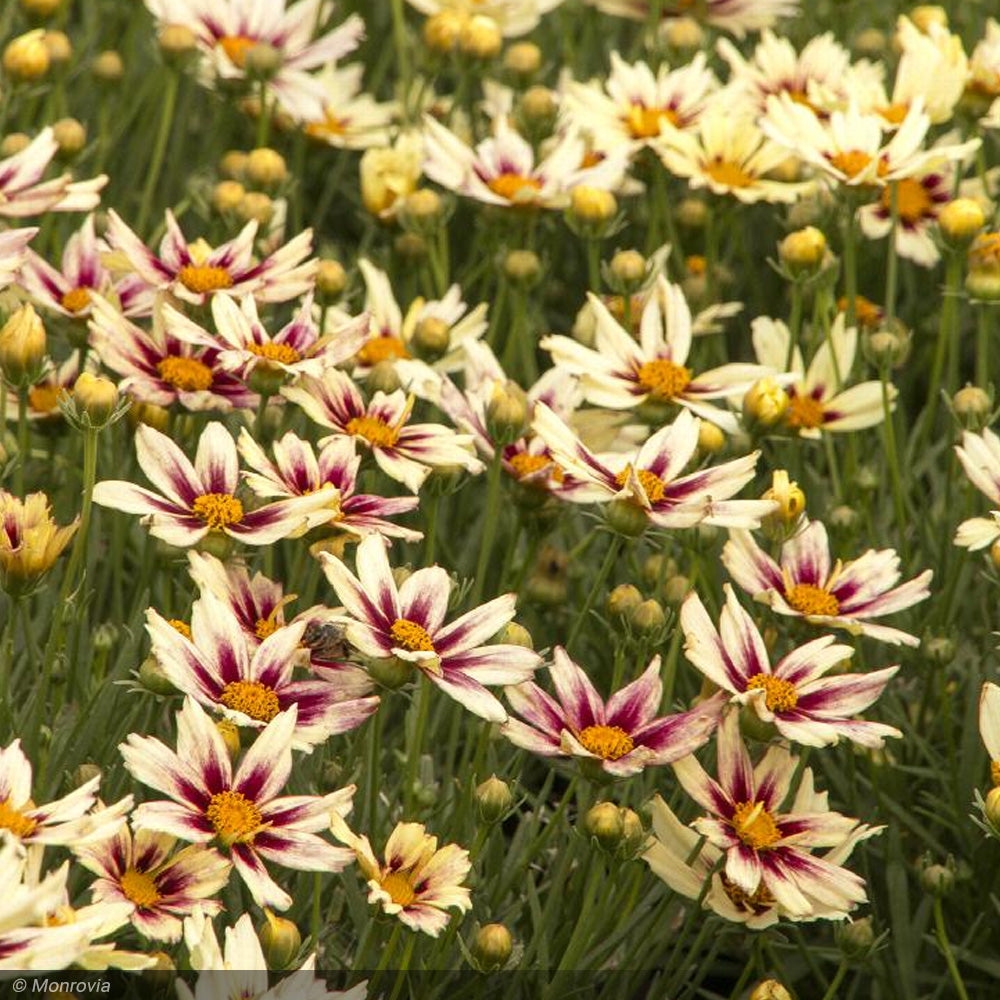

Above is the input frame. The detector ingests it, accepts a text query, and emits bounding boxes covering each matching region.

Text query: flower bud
[475,775,513,823]
[749,981,792,1000]
[368,656,413,689]
[216,720,241,762]
[920,861,955,896]
[829,505,859,530]
[663,574,691,605]
[952,385,992,429]
[911,5,948,31]
[0,134,31,158]
[662,16,703,50]
[853,28,886,56]
[984,786,1000,826]
[607,583,642,619]
[504,250,541,286]
[966,267,1000,302]
[157,24,198,61]
[837,917,875,960]
[519,85,557,130]
[52,117,86,158]
[606,498,649,537]
[73,372,119,426]
[237,191,274,227]
[743,377,789,428]
[630,598,666,634]
[569,185,618,226]
[423,11,466,54]
[219,150,248,180]
[412,316,451,361]
[315,259,347,300]
[939,198,985,249]
[243,43,282,79]
[924,635,955,664]
[864,319,911,369]
[583,801,624,850]
[496,622,533,650]
[259,910,301,970]
[92,50,124,83]
[43,30,71,67]
[0,304,47,387]
[403,188,443,225]
[21,0,63,18]
[3,30,51,82]
[246,147,288,190]
[779,226,827,275]
[212,180,246,215]
[73,762,102,788]
[676,197,708,230]
[130,401,170,433]
[395,232,427,260]
[503,42,541,82]
[487,382,529,444]
[459,15,502,60]
[472,923,513,971]
[609,249,646,289]
[620,808,644,858]
[697,421,725,455]
[138,655,178,696]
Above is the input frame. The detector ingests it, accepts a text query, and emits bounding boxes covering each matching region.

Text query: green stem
[976,306,991,388]
[586,238,601,293]
[137,69,180,235]
[922,253,962,448]
[786,281,804,371]
[933,896,970,1000]
[390,0,411,99]
[842,202,858,330]
[880,371,907,550]
[256,78,270,147]
[403,676,432,814]
[16,387,28,496]
[884,181,899,324]
[567,534,623,651]
[819,959,849,1000]
[471,450,504,604]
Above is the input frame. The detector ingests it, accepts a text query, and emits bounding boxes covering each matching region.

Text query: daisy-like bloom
[655,111,811,205]
[672,712,879,917]
[967,19,1000,111]
[88,296,255,412]
[106,209,315,306]
[330,816,472,937]
[163,293,367,384]
[321,533,541,722]
[238,430,422,543]
[0,227,37,291]
[643,775,880,928]
[144,0,364,121]
[722,518,933,646]
[92,422,335,548]
[564,52,717,154]
[534,403,775,530]
[587,0,800,39]
[979,683,1000,783]
[407,0,562,36]
[19,215,151,319]
[422,115,627,211]
[750,314,891,437]
[0,740,131,849]
[283,367,483,493]
[360,132,424,219]
[502,647,723,776]
[75,827,231,943]
[0,490,79,595]
[543,277,775,431]
[120,697,357,910]
[0,128,106,218]
[681,586,901,748]
[145,593,379,750]
[303,64,397,149]
[953,428,1000,551]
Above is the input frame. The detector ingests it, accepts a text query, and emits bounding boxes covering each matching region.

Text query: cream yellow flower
[0,491,79,595]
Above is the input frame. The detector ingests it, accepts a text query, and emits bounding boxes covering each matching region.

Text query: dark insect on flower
[301,621,350,661]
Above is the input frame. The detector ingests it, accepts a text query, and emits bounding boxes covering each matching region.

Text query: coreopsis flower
[320,533,541,722]
[303,64,398,149]
[722,519,933,646]
[330,816,472,937]
[238,430,422,543]
[283,368,484,493]
[120,697,357,910]
[93,422,335,547]
[0,491,79,595]
[672,712,879,916]
[588,0,800,39]
[968,19,1000,109]
[564,52,717,154]
[681,586,901,747]
[20,214,151,319]
[144,0,365,121]
[980,683,1000,782]
[0,227,37,291]
[0,739,131,848]
[106,209,315,306]
[88,295,256,412]
[75,827,231,943]
[643,776,880,927]
[360,133,423,218]
[0,127,106,218]
[163,292,368,383]
[422,115,626,210]
[408,0,562,36]
[750,314,891,437]
[954,428,1000,550]
[543,277,774,430]
[533,402,775,530]
[502,646,722,775]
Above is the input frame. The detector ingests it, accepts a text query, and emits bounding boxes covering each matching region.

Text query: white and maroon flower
[120,697,357,910]
[320,533,541,722]
[330,816,472,937]
[4,353,92,425]
[953,428,1000,551]
[106,209,315,306]
[0,739,131,849]
[503,647,723,776]
[283,367,483,493]
[145,593,379,750]
[722,519,933,646]
[542,278,775,430]
[589,0,800,38]
[672,712,879,918]
[407,0,563,36]
[533,402,775,530]
[980,682,1000,780]
[681,586,900,747]
[0,128,106,218]
[75,827,231,943]
[0,228,37,291]
[238,430,422,543]
[302,63,398,149]
[93,422,335,548]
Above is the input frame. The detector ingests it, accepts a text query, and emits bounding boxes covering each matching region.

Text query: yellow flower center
[636,358,693,401]
[178,264,234,295]
[745,673,798,712]
[577,724,635,761]
[992,760,1000,786]
[380,870,417,907]
[218,35,256,69]
[488,173,543,204]
[219,679,281,722]
[785,583,840,617]
[508,452,562,482]
[28,384,62,415]
[206,790,262,844]
[346,415,399,448]
[255,616,280,640]
[305,111,348,139]
[0,798,37,838]
[686,255,707,277]
[878,102,910,125]
[157,356,214,392]
[829,150,872,179]
[615,464,667,504]
[390,618,435,652]
[624,104,680,139]
[247,342,301,365]
[838,294,883,329]
[721,873,776,913]
[879,178,933,225]
[731,800,781,850]
[704,158,755,189]
[120,868,162,908]
[60,287,92,314]
[192,493,244,530]
[167,618,192,639]
[356,336,410,367]
[785,394,825,430]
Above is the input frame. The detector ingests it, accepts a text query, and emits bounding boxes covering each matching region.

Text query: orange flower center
[624,104,680,139]
[247,341,301,365]
[704,158,755,189]
[838,295,883,329]
[488,173,543,204]
[206,790,262,844]
[390,618,435,652]
[178,264,234,295]
[157,356,214,392]
[636,358,692,401]
[167,618,192,639]
[219,35,256,69]
[992,760,1000,786]
[0,798,37,838]
[255,616,280,639]
[219,679,281,723]
[305,111,348,140]
[60,287,92,314]
[28,384,62,415]
[615,465,667,504]
[721,873,777,913]
[508,452,562,482]
[785,394,825,430]
[346,415,399,448]
[829,150,872,179]
[380,870,417,907]
[785,583,840,617]
[578,724,635,760]
[746,673,798,712]
[192,493,244,529]
[878,102,910,125]
[731,800,781,850]
[357,336,410,367]
[879,178,934,225]
[120,868,161,908]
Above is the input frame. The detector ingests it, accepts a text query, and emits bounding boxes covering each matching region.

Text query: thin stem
[470,450,504,604]
[819,960,849,1000]
[880,370,907,551]
[403,676,432,814]
[137,69,180,235]
[16,387,29,496]
[933,896,970,1000]
[256,78,270,147]
[567,534,623,651]
[842,202,858,330]
[390,0,411,100]
[976,306,991,388]
[786,281,804,371]
[922,253,962,449]
[884,181,900,324]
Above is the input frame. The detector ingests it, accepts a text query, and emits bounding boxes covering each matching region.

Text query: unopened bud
[424,12,466,54]
[51,117,86,158]
[924,635,955,664]
[368,656,413,689]
[697,421,725,454]
[504,250,541,285]
[212,180,246,215]
[837,916,875,960]
[157,24,198,60]
[73,763,102,788]
[459,15,502,60]
[486,383,529,444]
[92,50,123,82]
[662,16,703,50]
[609,249,646,288]
[910,5,948,32]
[607,583,642,619]
[0,304,47,387]
[246,147,287,190]
[583,801,624,850]
[503,42,541,81]
[219,150,248,180]
[984,786,1000,826]
[829,505,858,529]
[243,43,282,79]
[864,319,911,369]
[570,185,617,225]
[394,233,427,260]
[42,30,71,67]
[475,775,513,823]
[853,28,886,56]
[404,188,443,223]
[663,574,691,605]
[413,316,451,361]
[4,30,51,81]
[676,197,708,229]
[939,199,985,248]
[630,598,666,634]
[743,377,789,428]
[0,134,31,157]
[259,910,301,970]
[496,622,533,649]
[315,259,347,300]
[749,981,792,1000]
[237,191,274,227]
[779,226,827,275]
[138,655,178,696]
[472,923,513,971]
[920,859,955,896]
[619,808,644,857]
[520,85,557,127]
[606,498,649,537]
[130,401,171,433]
[952,385,991,429]
[73,372,119,425]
